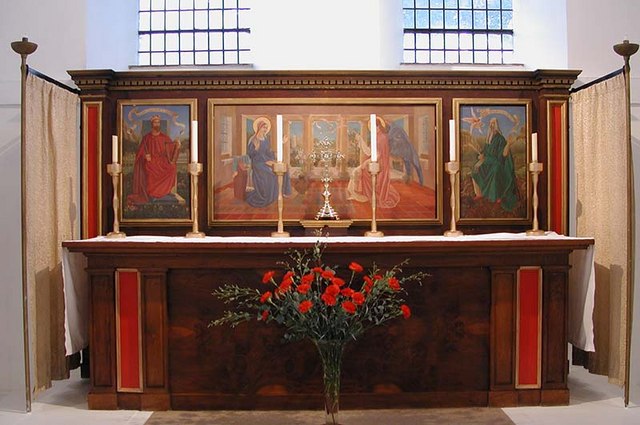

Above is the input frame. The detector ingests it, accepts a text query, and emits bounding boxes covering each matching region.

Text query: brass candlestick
[106,163,126,239]
[186,162,205,238]
[271,161,290,238]
[444,161,463,237]
[526,161,545,236]
[365,161,384,237]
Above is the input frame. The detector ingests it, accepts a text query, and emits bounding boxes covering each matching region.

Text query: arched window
[138,0,251,66]
[403,0,513,64]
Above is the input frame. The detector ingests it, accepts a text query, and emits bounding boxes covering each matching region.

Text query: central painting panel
[208,98,442,226]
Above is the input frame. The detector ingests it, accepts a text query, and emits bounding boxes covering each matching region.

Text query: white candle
[112,135,118,164]
[191,121,198,163]
[370,114,377,162]
[532,132,538,163]
[276,114,283,162]
[449,119,456,161]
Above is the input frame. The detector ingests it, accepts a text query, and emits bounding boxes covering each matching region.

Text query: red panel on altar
[517,267,541,388]
[116,270,142,392]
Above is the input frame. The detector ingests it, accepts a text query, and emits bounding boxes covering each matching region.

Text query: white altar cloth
[62,231,595,354]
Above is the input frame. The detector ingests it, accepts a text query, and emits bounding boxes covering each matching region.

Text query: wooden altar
[62,234,593,411]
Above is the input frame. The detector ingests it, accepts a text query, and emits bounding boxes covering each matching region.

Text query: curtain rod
[570,67,624,93]
[27,66,80,94]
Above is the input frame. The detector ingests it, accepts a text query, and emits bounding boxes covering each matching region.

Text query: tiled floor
[0,366,638,425]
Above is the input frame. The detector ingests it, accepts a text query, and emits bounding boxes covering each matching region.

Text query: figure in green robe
[471,118,518,212]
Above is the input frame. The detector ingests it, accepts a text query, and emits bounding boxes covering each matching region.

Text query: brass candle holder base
[271,161,290,238]
[365,161,383,237]
[444,161,463,237]
[186,162,205,238]
[106,163,126,239]
[526,161,546,237]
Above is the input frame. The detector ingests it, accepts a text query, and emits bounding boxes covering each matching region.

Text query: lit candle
[449,119,456,162]
[276,114,283,162]
[370,114,377,162]
[532,132,538,163]
[112,135,118,164]
[191,121,198,163]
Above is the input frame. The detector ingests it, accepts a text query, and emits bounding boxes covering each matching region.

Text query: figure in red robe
[127,115,181,205]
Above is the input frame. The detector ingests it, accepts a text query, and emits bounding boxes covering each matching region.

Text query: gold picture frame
[453,98,532,224]
[207,98,443,227]
[117,98,197,225]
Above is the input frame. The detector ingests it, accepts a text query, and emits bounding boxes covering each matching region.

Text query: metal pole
[10,36,37,413]
[613,38,639,408]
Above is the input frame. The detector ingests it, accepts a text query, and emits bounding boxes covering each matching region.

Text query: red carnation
[321,269,335,279]
[297,283,311,294]
[276,279,293,295]
[363,275,374,293]
[312,266,324,273]
[374,274,383,281]
[298,300,313,313]
[321,293,337,306]
[349,262,364,273]
[325,284,340,297]
[259,291,272,303]
[282,271,294,282]
[340,288,355,298]
[352,291,365,305]
[388,277,401,291]
[262,270,276,284]
[342,301,357,314]
[331,277,346,287]
[401,304,411,319]
[301,273,315,285]
[261,310,269,321]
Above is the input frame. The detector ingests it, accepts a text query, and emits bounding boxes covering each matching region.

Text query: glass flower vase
[314,339,344,425]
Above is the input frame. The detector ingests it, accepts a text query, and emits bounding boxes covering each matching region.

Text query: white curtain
[571,72,628,385]
[24,74,80,393]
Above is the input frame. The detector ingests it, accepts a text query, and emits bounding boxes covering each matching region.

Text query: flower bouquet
[210,241,426,425]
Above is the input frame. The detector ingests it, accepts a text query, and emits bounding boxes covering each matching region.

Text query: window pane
[431,32,444,49]
[210,0,222,8]
[166,11,179,29]
[473,0,486,8]
[430,10,443,29]
[430,0,443,8]
[210,51,223,64]
[239,31,250,49]
[237,9,249,27]
[239,49,251,64]
[140,0,151,11]
[416,50,429,63]
[403,50,416,63]
[474,50,488,63]
[195,32,208,50]
[474,33,487,49]
[224,50,238,64]
[445,33,459,49]
[459,0,472,8]
[194,0,208,9]
[166,0,179,9]
[416,0,428,8]
[460,50,472,62]
[151,33,165,51]
[416,33,429,49]
[194,10,207,29]
[459,10,472,29]
[488,50,502,64]
[403,0,414,7]
[180,0,194,9]
[166,33,179,50]
[487,0,501,9]
[404,33,415,49]
[210,10,222,27]
[488,33,501,49]
[502,50,513,63]
[210,32,222,50]
[403,9,415,28]
[460,33,473,49]
[181,32,194,50]
[180,10,193,29]
[503,33,513,49]
[503,0,512,9]
[473,11,486,29]
[488,11,501,29]
[226,0,238,8]
[139,11,151,31]
[180,51,194,64]
[431,50,444,63]
[151,11,165,30]
[139,52,150,65]
[166,52,180,65]
[445,50,458,63]
[502,11,513,29]
[224,9,237,28]
[151,0,164,10]
[139,34,151,51]
[444,0,457,8]
[195,51,208,64]
[416,10,429,28]
[151,52,165,65]
[224,32,238,50]
[445,10,458,29]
